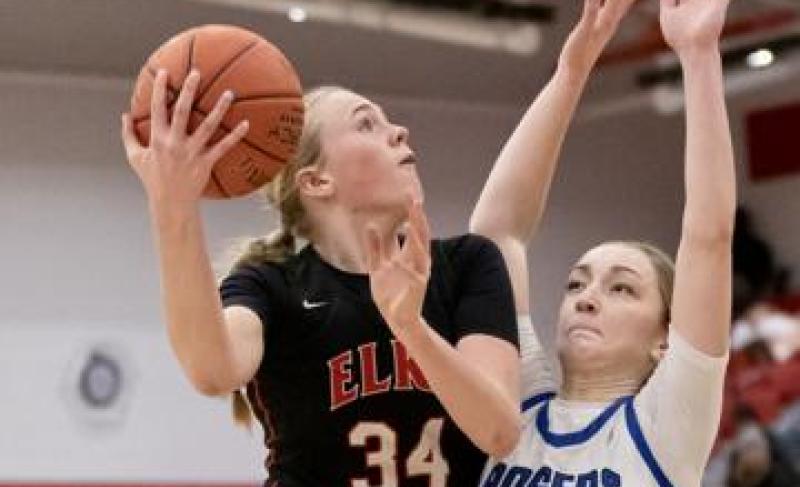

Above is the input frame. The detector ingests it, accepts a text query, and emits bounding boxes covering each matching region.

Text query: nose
[574,290,599,314]
[391,124,409,146]
[576,299,597,313]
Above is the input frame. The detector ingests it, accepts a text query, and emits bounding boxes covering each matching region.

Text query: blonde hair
[229,85,351,428]
[232,85,350,270]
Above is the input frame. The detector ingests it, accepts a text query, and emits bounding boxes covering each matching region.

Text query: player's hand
[660,0,731,58]
[366,200,431,336]
[559,0,638,75]
[120,69,249,207]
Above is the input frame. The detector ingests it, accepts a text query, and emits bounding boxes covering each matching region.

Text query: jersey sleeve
[219,263,279,329]
[634,329,729,486]
[449,234,519,348]
[518,314,558,400]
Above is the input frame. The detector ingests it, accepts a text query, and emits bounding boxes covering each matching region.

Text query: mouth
[399,153,417,165]
[567,324,602,338]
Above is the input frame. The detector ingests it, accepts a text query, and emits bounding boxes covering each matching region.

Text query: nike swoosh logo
[302,299,329,309]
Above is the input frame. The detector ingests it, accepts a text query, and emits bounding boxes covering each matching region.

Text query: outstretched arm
[664,0,736,356]
[635,2,735,483]
[469,0,637,313]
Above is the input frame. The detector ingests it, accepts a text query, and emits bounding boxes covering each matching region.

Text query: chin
[558,336,606,364]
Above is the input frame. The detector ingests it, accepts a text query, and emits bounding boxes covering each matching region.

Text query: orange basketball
[129,25,304,198]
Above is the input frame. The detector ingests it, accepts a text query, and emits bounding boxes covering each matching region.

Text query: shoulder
[436,233,500,252]
[219,248,324,333]
[435,233,504,266]
[224,245,316,284]
[432,233,513,301]
[222,259,283,289]
[220,248,322,306]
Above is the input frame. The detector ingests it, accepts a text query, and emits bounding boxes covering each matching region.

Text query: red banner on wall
[746,101,800,181]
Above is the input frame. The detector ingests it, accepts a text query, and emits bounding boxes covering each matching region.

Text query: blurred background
[0,0,798,485]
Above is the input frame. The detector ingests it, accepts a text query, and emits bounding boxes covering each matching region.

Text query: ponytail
[226,86,348,429]
[232,388,253,429]
[233,226,297,270]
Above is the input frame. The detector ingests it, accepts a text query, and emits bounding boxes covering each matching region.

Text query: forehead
[320,91,379,124]
[574,243,656,280]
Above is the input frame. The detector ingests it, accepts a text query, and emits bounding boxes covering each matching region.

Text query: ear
[650,338,668,364]
[295,166,334,199]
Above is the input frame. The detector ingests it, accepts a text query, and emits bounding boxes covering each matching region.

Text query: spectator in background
[732,207,791,320]
[732,303,800,362]
[727,408,800,487]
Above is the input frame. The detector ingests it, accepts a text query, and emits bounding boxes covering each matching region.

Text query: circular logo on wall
[62,341,136,430]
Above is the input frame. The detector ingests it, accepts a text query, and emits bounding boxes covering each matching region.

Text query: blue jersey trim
[536,395,629,447]
[623,397,674,487]
[521,391,557,413]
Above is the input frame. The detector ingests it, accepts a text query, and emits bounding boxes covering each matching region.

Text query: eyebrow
[350,102,386,120]
[611,265,642,278]
[571,264,642,278]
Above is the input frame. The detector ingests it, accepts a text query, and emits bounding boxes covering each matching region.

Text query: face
[313,90,423,217]
[556,243,668,379]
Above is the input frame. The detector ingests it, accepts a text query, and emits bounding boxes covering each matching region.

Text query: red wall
[746,101,800,181]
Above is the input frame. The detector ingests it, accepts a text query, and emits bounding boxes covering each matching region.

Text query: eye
[611,283,635,296]
[357,116,375,132]
[566,279,584,292]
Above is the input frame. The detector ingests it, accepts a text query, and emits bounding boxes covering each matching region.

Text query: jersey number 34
[349,418,448,487]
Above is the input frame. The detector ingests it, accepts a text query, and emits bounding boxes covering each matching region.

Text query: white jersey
[484,315,729,487]
[481,392,671,486]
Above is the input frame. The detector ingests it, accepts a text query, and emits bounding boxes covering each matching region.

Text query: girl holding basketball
[471,0,735,484]
[121,63,521,486]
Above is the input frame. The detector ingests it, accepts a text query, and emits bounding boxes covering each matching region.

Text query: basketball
[129,25,304,198]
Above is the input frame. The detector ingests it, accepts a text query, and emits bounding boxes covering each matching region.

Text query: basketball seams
[134,103,290,164]
[191,104,290,163]
[231,93,304,104]
[133,70,293,165]
[139,67,303,116]
[193,38,261,106]
[131,26,303,198]
[209,170,232,198]
[131,75,179,125]
[142,37,265,120]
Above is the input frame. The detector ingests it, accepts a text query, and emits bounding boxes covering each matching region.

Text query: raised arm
[367,202,521,457]
[662,0,735,356]
[121,69,262,395]
[630,5,735,481]
[469,0,637,312]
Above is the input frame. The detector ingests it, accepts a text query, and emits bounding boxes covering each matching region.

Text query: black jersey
[220,233,518,487]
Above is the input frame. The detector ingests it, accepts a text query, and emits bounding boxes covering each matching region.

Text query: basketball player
[120,72,521,483]
[470,0,735,485]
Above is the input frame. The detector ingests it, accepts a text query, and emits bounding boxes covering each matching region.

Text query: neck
[309,208,401,274]
[559,363,647,403]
